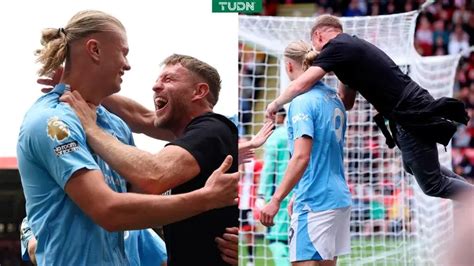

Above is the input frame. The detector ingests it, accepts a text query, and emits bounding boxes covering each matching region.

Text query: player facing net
[238,9,459,266]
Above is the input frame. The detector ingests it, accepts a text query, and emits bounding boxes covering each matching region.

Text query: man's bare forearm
[85,125,168,193]
[272,137,312,203]
[66,159,237,232]
[103,188,214,231]
[275,66,326,107]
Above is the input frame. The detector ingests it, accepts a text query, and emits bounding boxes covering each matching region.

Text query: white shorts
[289,206,351,262]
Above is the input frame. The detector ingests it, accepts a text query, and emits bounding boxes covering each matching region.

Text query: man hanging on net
[266,14,473,201]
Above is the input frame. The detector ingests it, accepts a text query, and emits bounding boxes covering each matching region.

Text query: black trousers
[396,125,474,200]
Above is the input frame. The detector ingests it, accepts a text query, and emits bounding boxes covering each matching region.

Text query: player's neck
[61,73,104,106]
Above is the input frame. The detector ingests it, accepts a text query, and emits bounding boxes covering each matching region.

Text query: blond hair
[35,10,125,76]
[162,54,221,108]
[284,40,318,71]
[310,14,343,37]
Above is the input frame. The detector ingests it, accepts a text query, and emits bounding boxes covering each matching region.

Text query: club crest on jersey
[47,116,70,141]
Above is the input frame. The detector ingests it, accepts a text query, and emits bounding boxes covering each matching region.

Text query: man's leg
[396,125,474,199]
[440,166,468,182]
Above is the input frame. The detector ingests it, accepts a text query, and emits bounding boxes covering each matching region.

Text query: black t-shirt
[163,112,239,266]
[313,33,412,115]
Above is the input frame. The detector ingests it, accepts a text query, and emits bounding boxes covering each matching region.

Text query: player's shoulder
[314,81,335,92]
[294,83,327,103]
[98,106,132,132]
[21,98,80,136]
[98,106,134,144]
[290,95,317,116]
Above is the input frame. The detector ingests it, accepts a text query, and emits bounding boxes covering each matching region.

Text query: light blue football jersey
[17,84,159,265]
[21,220,168,266]
[287,81,351,213]
[125,229,167,266]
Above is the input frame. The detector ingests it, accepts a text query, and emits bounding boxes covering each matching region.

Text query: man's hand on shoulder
[37,67,63,93]
[60,90,99,136]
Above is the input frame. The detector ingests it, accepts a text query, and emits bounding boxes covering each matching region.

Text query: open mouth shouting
[154,96,168,112]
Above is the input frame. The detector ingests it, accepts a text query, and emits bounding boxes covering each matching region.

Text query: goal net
[238,10,459,266]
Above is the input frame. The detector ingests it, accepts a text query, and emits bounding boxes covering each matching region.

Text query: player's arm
[266,66,326,119]
[239,121,274,151]
[65,156,237,231]
[94,133,199,195]
[270,136,311,202]
[338,82,357,110]
[27,236,37,265]
[102,94,175,141]
[238,121,274,164]
[260,136,312,227]
[238,144,254,165]
[62,91,201,194]
[287,194,295,216]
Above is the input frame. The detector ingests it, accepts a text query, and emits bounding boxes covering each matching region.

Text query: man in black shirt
[61,54,239,265]
[266,14,473,200]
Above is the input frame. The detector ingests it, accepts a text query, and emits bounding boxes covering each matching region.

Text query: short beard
[154,117,168,129]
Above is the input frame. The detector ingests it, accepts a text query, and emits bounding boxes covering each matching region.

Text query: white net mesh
[238,10,458,266]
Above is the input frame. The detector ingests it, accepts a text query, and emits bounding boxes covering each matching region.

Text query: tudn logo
[212,0,262,13]
[47,116,70,141]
